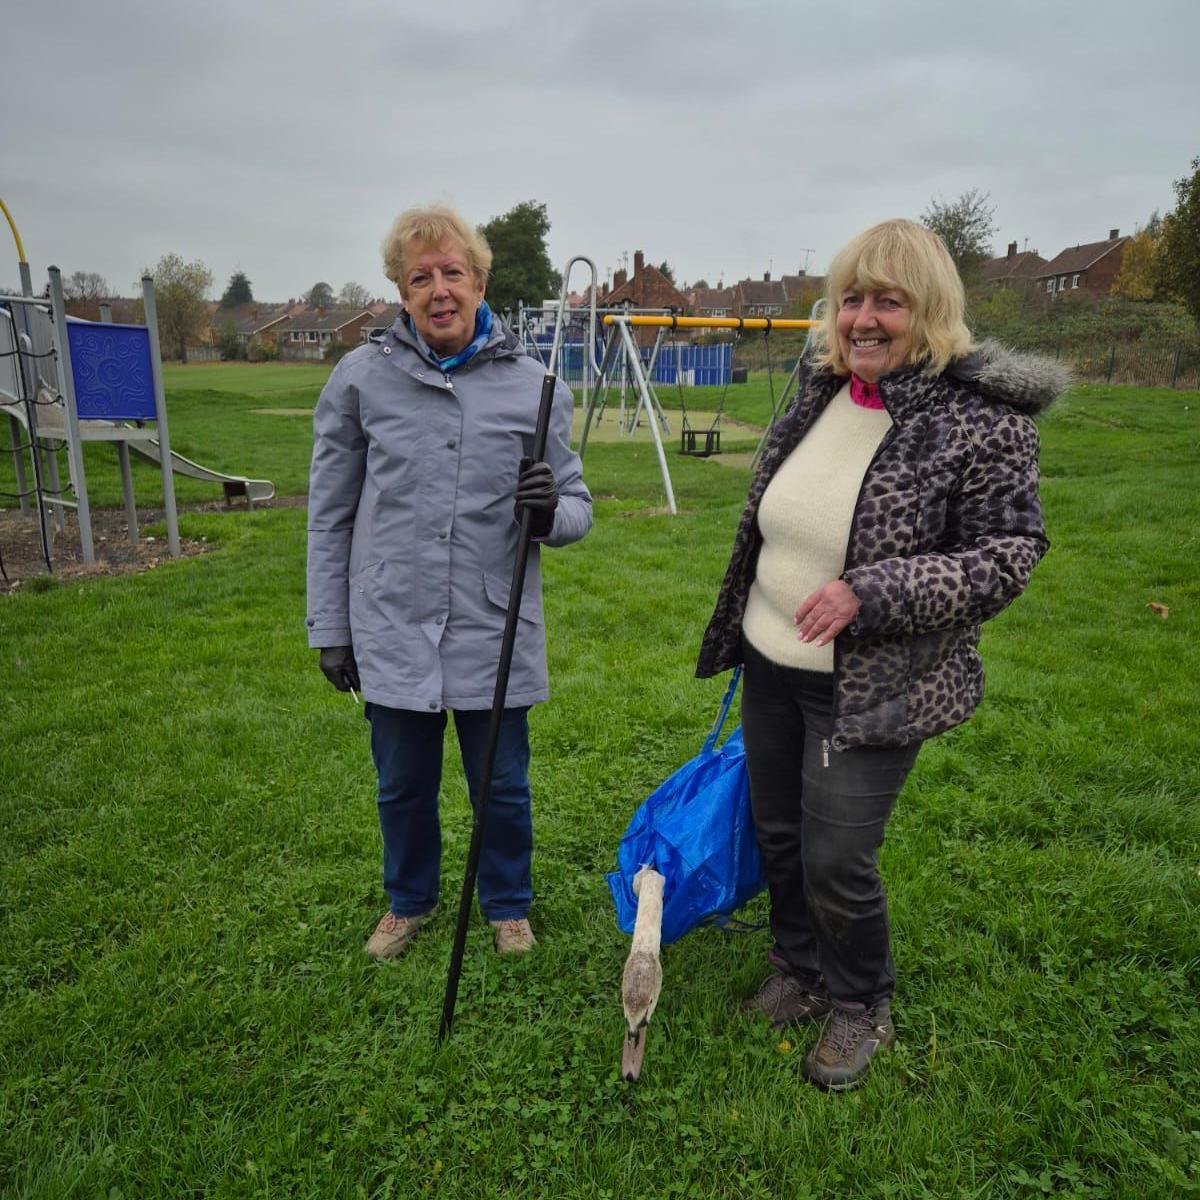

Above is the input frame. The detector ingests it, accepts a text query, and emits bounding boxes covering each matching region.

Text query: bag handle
[702,665,742,755]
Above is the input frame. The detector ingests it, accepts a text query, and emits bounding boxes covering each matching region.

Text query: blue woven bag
[606,669,764,945]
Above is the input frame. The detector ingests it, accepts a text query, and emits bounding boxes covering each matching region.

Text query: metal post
[439,373,558,1041]
[578,329,620,458]
[141,276,181,558]
[47,267,95,564]
[617,319,676,515]
[9,262,36,516]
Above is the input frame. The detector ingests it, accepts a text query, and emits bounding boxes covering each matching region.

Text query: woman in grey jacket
[306,205,591,959]
[697,219,1066,1090]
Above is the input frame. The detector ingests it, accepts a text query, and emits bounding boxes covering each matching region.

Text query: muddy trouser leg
[740,638,920,1004]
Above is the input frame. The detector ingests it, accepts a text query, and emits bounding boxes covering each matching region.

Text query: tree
[219,271,254,308]
[657,261,675,283]
[692,278,711,291]
[141,253,213,362]
[921,188,997,282]
[1111,214,1163,301]
[338,281,371,309]
[477,200,560,314]
[1156,156,1200,326]
[63,270,109,303]
[306,281,335,308]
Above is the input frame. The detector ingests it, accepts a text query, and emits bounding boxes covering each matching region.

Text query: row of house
[979,229,1129,298]
[63,225,1133,361]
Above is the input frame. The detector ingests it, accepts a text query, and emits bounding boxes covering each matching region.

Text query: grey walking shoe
[364,908,436,960]
[803,1000,895,1091]
[741,969,833,1027]
[490,917,537,954]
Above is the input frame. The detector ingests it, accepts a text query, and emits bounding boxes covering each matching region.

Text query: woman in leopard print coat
[697,219,1068,1090]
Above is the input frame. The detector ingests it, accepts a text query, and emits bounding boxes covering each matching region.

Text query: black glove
[319,645,361,693]
[514,457,558,538]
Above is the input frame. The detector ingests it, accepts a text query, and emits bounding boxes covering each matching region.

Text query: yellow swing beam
[602,314,816,330]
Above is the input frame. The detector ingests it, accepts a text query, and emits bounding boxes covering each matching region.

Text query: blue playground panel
[67,322,157,421]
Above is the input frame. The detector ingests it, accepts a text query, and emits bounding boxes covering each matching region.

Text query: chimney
[1007,241,1017,260]
[634,251,644,275]
[1109,228,1119,240]
[613,268,627,290]
[317,306,325,317]
[763,271,771,282]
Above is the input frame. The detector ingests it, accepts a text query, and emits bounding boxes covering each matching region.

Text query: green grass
[2,365,1199,1198]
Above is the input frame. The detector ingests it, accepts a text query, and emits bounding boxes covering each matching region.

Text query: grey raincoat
[306,315,592,711]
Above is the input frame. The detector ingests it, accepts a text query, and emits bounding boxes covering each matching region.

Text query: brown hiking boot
[364,909,436,960]
[803,1000,895,1091]
[490,917,536,954]
[741,969,833,1027]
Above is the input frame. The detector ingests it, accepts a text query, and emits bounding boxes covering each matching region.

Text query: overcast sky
[4,0,1196,304]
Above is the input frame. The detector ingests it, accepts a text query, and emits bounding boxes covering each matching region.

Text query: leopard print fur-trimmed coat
[696,342,1068,749]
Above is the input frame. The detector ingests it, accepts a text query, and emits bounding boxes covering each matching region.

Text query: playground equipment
[585,313,819,515]
[2,249,275,574]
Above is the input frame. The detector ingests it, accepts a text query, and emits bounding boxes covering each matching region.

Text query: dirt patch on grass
[0,496,306,595]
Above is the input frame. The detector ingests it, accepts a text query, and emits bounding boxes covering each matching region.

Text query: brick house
[690,285,737,318]
[600,251,690,345]
[1034,230,1129,299]
[734,272,791,318]
[213,305,291,346]
[277,307,374,357]
[980,242,1048,291]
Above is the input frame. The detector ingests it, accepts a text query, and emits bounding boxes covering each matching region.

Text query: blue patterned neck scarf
[407,300,493,374]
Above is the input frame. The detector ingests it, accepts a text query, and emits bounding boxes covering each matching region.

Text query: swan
[620,866,665,1082]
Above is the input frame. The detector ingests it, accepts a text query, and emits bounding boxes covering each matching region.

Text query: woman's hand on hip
[794,581,861,647]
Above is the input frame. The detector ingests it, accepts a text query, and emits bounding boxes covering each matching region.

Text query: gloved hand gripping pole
[438,372,558,1041]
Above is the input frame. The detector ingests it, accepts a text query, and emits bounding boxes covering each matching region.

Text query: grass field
[2,363,1198,1198]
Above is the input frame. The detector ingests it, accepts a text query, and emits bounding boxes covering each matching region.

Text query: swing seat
[681,428,721,457]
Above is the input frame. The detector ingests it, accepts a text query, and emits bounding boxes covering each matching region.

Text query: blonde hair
[814,218,973,376]
[381,204,493,298]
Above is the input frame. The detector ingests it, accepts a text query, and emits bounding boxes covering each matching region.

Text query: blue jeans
[365,703,533,921]
[740,639,921,1006]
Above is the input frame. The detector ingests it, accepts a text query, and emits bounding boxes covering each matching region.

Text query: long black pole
[438,372,558,1041]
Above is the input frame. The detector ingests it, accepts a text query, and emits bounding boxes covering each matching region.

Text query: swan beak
[621,1025,647,1082]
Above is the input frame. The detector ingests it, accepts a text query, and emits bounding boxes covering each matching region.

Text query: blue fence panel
[529,331,732,387]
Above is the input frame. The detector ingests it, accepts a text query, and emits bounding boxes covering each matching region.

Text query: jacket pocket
[350,559,414,641]
[482,569,543,626]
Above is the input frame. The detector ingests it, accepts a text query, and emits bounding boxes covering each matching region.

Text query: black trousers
[740,639,921,1006]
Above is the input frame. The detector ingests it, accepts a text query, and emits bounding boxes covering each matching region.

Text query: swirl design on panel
[67,325,157,420]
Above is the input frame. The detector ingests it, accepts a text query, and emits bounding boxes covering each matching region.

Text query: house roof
[1036,236,1128,278]
[603,263,689,310]
[282,307,373,332]
[981,250,1046,283]
[736,278,789,307]
[214,305,291,335]
[363,304,403,330]
[691,286,736,310]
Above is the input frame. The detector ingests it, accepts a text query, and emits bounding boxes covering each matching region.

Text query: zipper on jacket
[821,739,831,768]
[830,390,903,746]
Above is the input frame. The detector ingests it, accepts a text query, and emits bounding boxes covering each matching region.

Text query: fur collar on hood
[946,339,1070,416]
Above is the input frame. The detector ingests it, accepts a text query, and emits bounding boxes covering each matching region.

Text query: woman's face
[835,285,913,382]
[402,238,485,355]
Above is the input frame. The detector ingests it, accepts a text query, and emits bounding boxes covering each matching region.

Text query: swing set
[590,312,819,514]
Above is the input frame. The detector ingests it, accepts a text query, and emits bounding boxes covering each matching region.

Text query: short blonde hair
[814,218,973,377]
[381,204,493,298]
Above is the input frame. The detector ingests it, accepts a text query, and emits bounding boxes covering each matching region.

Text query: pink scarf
[849,373,885,410]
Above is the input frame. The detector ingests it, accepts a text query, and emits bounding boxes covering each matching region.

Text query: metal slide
[0,398,275,506]
[121,434,275,505]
